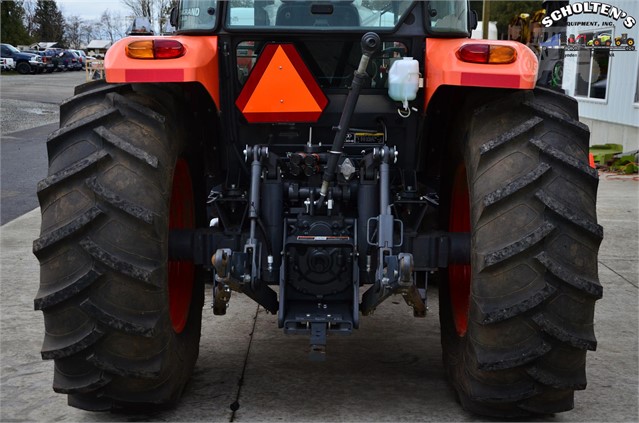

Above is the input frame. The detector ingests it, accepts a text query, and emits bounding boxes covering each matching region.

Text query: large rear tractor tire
[440,87,603,417]
[33,81,204,410]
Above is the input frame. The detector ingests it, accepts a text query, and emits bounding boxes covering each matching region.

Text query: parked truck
[0,43,44,74]
[0,57,15,71]
[34,0,602,417]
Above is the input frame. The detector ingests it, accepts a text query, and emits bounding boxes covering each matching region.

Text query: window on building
[634,65,639,104]
[574,29,613,100]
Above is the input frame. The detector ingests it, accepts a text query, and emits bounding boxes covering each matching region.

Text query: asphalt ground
[1,71,80,224]
[0,72,638,422]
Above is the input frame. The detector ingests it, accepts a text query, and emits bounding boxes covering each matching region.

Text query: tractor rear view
[34,0,602,417]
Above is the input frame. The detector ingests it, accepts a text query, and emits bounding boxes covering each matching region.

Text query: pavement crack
[229,304,260,422]
[599,260,638,289]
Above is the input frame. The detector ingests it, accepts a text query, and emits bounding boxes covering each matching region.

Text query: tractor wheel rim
[168,159,195,334]
[448,165,471,337]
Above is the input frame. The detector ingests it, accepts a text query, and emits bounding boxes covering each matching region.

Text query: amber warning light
[456,44,517,64]
[126,39,186,60]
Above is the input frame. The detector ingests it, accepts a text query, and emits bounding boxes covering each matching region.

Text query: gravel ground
[0,71,84,136]
[0,99,58,135]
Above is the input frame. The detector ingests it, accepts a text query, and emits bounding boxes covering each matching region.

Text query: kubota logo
[541,2,637,29]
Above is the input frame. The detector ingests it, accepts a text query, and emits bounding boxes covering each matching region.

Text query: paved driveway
[0,72,637,422]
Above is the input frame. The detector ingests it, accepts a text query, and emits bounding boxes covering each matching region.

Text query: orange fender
[105,35,220,109]
[425,38,539,108]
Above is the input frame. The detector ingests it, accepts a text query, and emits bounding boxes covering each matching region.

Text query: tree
[65,15,84,49]
[121,0,177,33]
[1,0,31,45]
[80,22,98,46]
[99,9,126,43]
[23,0,37,40]
[156,0,176,34]
[122,0,151,20]
[33,0,65,44]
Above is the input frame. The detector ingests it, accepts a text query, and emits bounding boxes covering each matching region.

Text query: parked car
[0,57,15,71]
[23,50,51,73]
[68,49,87,69]
[40,49,64,72]
[57,50,82,71]
[25,48,65,72]
[0,43,44,74]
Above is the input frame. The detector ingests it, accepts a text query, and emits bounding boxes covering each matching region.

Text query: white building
[561,0,639,151]
[86,40,113,58]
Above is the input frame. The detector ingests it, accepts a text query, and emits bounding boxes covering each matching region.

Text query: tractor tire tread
[440,87,601,417]
[483,222,555,268]
[530,138,598,179]
[483,163,550,207]
[479,116,543,155]
[478,282,556,325]
[85,177,155,224]
[33,207,104,254]
[87,350,163,379]
[532,312,597,351]
[79,238,157,285]
[53,366,112,394]
[35,82,204,410]
[79,298,160,337]
[49,108,120,143]
[534,190,603,238]
[535,252,603,298]
[34,268,102,310]
[41,325,104,360]
[93,126,159,168]
[36,151,110,193]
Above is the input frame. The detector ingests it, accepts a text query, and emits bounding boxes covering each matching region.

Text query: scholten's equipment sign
[542,2,637,29]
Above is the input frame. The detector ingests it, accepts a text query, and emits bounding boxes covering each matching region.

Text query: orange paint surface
[424,38,538,109]
[105,35,220,109]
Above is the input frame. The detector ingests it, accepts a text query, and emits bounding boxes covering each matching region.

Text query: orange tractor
[34,0,602,417]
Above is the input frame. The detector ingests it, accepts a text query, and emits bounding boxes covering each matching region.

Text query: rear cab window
[225,0,414,30]
[178,0,218,30]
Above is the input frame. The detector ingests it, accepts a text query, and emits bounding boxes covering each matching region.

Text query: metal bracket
[212,248,278,313]
[366,216,404,248]
[213,282,231,315]
[309,322,327,361]
[360,253,415,315]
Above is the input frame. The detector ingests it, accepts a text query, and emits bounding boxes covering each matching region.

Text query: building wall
[580,117,639,151]
[561,0,639,151]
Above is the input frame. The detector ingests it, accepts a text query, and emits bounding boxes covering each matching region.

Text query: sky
[56,0,131,21]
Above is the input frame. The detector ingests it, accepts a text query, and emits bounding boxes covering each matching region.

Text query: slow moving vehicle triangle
[236,44,327,123]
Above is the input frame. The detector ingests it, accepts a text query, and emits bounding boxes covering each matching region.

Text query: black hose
[318,32,381,208]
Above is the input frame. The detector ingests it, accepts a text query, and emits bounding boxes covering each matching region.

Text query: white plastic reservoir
[388,57,420,109]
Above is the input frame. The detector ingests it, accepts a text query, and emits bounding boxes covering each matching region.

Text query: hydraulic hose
[318,32,381,208]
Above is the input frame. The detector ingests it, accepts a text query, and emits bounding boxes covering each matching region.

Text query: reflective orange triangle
[243,46,322,114]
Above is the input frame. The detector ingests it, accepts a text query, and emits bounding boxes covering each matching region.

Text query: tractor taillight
[154,40,186,59]
[126,40,154,59]
[456,44,517,64]
[126,40,185,60]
